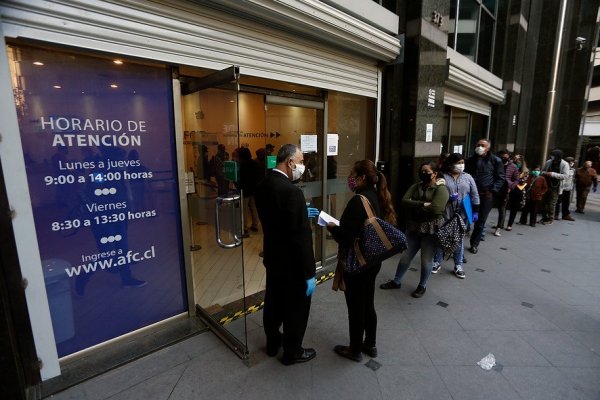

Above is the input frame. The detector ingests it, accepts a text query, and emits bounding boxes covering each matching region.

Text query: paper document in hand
[318,211,340,227]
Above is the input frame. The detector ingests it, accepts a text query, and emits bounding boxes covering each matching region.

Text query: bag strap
[357,195,394,251]
[357,194,376,219]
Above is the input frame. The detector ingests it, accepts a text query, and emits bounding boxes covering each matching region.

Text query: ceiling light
[53,85,62,89]
[110,84,118,88]
[33,61,44,66]
[113,60,123,65]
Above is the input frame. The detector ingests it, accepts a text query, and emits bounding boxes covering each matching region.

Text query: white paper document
[317,211,339,227]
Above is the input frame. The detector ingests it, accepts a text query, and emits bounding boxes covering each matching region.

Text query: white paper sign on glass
[327,133,339,156]
[300,134,318,153]
[426,124,433,142]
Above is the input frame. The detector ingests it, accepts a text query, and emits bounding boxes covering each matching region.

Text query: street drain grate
[521,302,534,308]
[437,301,448,308]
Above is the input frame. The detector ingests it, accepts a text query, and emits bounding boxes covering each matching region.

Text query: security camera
[576,37,587,44]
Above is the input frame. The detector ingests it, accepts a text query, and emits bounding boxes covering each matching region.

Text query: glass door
[264,98,325,266]
[181,67,248,358]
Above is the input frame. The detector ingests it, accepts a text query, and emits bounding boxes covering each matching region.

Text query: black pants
[495,192,509,228]
[519,200,542,226]
[554,190,571,217]
[263,270,311,357]
[470,192,493,247]
[343,264,381,352]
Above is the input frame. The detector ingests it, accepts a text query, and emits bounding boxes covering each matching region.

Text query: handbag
[434,204,466,258]
[345,195,407,274]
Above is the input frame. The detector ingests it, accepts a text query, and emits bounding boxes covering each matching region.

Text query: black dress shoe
[281,348,316,365]
[380,280,401,289]
[411,285,426,298]
[469,246,478,254]
[362,345,378,358]
[334,345,363,362]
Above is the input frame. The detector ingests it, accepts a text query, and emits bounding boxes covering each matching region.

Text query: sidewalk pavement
[50,193,600,400]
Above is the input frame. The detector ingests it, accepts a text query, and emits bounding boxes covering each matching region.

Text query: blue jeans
[433,238,464,267]
[392,231,437,288]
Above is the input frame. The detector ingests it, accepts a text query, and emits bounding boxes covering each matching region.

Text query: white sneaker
[493,229,501,237]
[431,262,441,274]
[454,265,466,279]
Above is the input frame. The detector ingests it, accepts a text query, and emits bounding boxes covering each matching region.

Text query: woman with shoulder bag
[327,160,397,362]
[431,153,480,278]
[380,161,449,297]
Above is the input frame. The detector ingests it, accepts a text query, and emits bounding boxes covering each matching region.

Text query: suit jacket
[255,169,316,281]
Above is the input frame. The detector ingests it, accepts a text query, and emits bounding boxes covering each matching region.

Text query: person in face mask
[431,153,479,279]
[518,166,548,226]
[464,139,505,254]
[327,160,396,362]
[491,150,520,236]
[540,149,570,225]
[254,144,317,365]
[554,156,576,221]
[380,162,449,298]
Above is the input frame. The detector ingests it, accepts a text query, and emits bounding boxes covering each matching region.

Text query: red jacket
[527,175,548,201]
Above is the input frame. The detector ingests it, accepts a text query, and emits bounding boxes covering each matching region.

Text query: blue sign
[12,45,187,357]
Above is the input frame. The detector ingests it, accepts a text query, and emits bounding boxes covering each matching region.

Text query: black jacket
[465,152,506,194]
[255,169,316,280]
[330,187,381,249]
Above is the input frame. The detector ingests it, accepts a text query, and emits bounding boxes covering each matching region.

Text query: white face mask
[475,146,486,156]
[453,164,465,173]
[291,162,305,180]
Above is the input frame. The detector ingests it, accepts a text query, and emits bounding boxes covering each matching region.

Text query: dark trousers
[495,192,509,228]
[576,185,591,211]
[470,192,493,247]
[554,190,571,217]
[519,200,542,226]
[343,264,381,352]
[263,270,311,357]
[507,204,520,227]
[543,186,560,220]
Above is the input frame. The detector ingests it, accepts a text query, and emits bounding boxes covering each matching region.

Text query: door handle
[215,194,242,248]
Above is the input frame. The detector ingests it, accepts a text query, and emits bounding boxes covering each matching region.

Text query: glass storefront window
[7,45,187,357]
[324,92,375,264]
[442,107,489,157]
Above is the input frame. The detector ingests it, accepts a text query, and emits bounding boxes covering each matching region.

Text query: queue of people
[250,141,596,366]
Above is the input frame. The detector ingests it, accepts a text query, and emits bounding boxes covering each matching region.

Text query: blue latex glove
[306,277,316,296]
[594,186,597,193]
[307,207,319,219]
[449,192,459,201]
[472,212,479,222]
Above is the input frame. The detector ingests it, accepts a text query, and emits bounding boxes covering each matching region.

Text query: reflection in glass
[448,0,458,48]
[482,0,497,15]
[478,9,495,70]
[456,0,479,62]
[325,92,375,265]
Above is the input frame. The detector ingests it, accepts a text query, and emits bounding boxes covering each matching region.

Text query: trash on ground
[477,353,496,370]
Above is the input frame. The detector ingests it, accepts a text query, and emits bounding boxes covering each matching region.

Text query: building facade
[1,0,598,398]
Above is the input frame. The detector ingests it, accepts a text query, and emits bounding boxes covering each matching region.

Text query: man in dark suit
[254,144,317,365]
